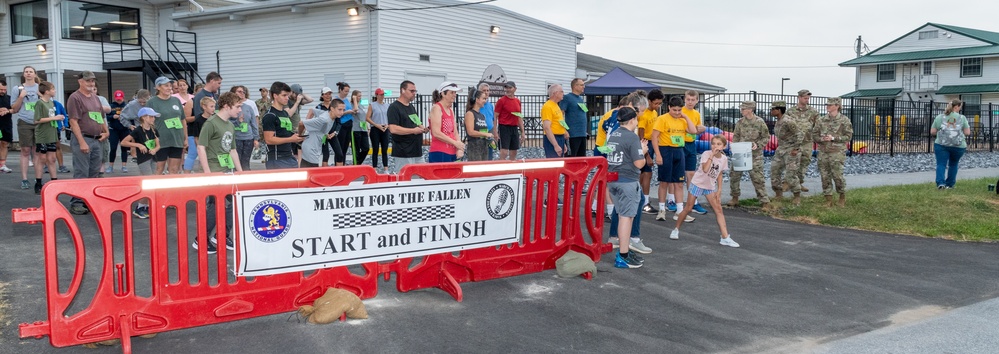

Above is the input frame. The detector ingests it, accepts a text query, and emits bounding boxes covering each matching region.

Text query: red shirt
[495,95,522,127]
[429,103,457,155]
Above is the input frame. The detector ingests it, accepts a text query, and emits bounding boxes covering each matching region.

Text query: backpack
[936,114,966,147]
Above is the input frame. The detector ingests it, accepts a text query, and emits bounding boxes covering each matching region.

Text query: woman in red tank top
[428,81,465,162]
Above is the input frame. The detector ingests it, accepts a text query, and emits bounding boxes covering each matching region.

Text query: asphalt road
[1,156,997,353]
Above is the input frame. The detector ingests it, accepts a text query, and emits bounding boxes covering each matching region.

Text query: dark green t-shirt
[198,115,236,172]
[146,95,186,148]
[33,99,59,144]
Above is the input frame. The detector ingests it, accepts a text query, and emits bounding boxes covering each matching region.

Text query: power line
[373,0,497,11]
[587,35,852,48]
[625,61,840,69]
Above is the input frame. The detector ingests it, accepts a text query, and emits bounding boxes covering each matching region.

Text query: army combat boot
[838,192,846,207]
[727,196,740,207]
[792,192,801,206]
[824,195,834,207]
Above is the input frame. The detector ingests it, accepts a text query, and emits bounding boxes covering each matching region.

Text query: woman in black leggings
[365,88,390,173]
[332,82,356,165]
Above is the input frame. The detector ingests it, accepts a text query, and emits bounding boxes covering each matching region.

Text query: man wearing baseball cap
[495,81,524,160]
[785,89,818,192]
[66,70,109,214]
[769,99,803,205]
[604,106,648,268]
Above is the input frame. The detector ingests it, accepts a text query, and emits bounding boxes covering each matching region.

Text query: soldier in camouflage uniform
[785,89,819,192]
[728,101,770,207]
[769,100,804,206]
[813,97,854,207]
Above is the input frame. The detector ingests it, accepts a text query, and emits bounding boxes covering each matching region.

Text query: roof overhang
[840,46,999,67]
[936,84,999,95]
[172,0,352,24]
[841,88,903,98]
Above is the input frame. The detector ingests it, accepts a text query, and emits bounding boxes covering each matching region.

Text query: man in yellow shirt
[638,89,664,214]
[651,96,697,224]
[680,90,708,215]
[541,84,568,158]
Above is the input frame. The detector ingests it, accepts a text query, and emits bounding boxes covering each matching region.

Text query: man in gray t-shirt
[300,99,344,167]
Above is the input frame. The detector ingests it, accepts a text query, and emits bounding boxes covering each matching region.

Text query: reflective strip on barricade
[15,158,610,353]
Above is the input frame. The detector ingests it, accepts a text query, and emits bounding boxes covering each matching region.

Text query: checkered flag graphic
[333,205,456,229]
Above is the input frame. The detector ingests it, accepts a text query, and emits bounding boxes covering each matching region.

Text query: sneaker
[937,185,945,190]
[944,186,953,190]
[70,202,90,215]
[614,253,642,269]
[608,236,619,248]
[192,240,218,254]
[720,236,740,248]
[655,209,667,221]
[209,235,235,251]
[20,180,30,189]
[57,165,71,173]
[669,228,680,240]
[666,201,677,212]
[629,239,652,254]
[691,204,708,215]
[104,166,113,174]
[630,252,645,264]
[642,204,658,214]
[133,207,149,219]
[28,160,34,167]
[673,213,695,223]
[121,166,128,173]
[0,165,12,173]
[34,181,42,195]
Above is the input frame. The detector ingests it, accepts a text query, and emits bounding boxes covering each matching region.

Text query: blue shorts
[640,140,654,173]
[657,146,685,183]
[543,135,566,158]
[689,184,715,197]
[684,143,697,171]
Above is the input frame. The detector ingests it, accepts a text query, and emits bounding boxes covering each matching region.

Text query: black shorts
[498,125,520,150]
[154,146,184,161]
[683,143,698,172]
[35,142,59,154]
[0,117,12,143]
[640,140,655,173]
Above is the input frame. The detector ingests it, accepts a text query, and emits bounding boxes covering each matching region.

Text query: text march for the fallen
[235,175,525,276]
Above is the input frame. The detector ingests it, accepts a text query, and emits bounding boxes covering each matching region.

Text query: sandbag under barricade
[555,250,597,278]
[298,288,368,324]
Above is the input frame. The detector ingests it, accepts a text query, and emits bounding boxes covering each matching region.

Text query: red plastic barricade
[16,158,610,353]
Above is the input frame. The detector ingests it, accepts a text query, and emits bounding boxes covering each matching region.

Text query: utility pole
[855,35,863,91]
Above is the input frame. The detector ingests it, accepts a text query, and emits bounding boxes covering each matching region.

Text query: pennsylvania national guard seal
[486,184,515,220]
[250,199,292,242]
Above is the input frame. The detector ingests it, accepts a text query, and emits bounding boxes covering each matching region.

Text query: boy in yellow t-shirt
[637,89,664,214]
[680,90,708,215]
[650,96,696,224]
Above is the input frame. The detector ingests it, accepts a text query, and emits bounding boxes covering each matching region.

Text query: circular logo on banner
[485,184,515,220]
[250,199,292,243]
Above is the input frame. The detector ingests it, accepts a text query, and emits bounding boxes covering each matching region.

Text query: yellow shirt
[681,107,702,142]
[639,109,657,140]
[654,113,689,147]
[541,100,567,135]
[595,109,616,146]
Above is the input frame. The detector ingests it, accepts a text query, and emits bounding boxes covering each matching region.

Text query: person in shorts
[11,66,41,189]
[651,96,697,223]
[638,89,664,214]
[31,81,62,194]
[387,80,426,173]
[604,107,647,268]
[671,135,739,247]
[495,81,524,160]
[681,90,709,214]
[147,77,188,174]
[120,107,161,218]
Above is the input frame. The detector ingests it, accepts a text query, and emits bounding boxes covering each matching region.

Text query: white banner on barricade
[235,175,525,276]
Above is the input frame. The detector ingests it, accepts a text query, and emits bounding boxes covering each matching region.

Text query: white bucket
[730,142,753,171]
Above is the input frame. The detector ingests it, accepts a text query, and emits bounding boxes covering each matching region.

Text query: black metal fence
[411,93,997,156]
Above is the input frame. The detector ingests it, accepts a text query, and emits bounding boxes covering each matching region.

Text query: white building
[840,22,999,106]
[1,0,583,103]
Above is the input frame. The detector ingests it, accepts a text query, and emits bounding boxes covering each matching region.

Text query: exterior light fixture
[37,44,47,52]
[490,26,500,34]
[347,7,359,16]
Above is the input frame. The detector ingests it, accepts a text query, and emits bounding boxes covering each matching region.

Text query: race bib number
[164,117,183,129]
[512,112,524,118]
[144,139,156,150]
[218,154,235,169]
[88,111,105,124]
[25,102,36,112]
[558,120,570,130]
[320,135,327,144]
[237,122,249,132]
[408,114,422,125]
[279,117,293,132]
[577,103,588,113]
[360,121,369,130]
[670,135,685,147]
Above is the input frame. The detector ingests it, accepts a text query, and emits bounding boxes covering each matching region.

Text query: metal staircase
[101,29,202,90]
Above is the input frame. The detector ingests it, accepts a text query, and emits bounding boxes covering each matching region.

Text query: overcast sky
[494,0,999,97]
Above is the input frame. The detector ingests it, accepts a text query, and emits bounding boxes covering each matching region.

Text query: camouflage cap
[798,89,812,96]
[826,97,842,106]
[771,100,787,108]
[740,101,756,110]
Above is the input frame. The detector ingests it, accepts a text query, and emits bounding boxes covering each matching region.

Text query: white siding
[186,4,372,98]
[376,0,578,96]
[858,65,904,90]
[57,0,158,72]
[874,25,990,55]
[0,0,54,76]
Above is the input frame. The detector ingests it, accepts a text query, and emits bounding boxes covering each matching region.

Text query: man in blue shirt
[559,78,588,157]
[477,82,496,160]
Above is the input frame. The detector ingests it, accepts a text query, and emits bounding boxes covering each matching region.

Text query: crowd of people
[1,66,973,261]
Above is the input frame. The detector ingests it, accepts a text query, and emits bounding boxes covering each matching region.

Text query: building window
[961,58,983,77]
[918,30,938,40]
[10,0,49,43]
[923,61,933,75]
[877,64,896,82]
[961,94,981,117]
[61,1,140,45]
